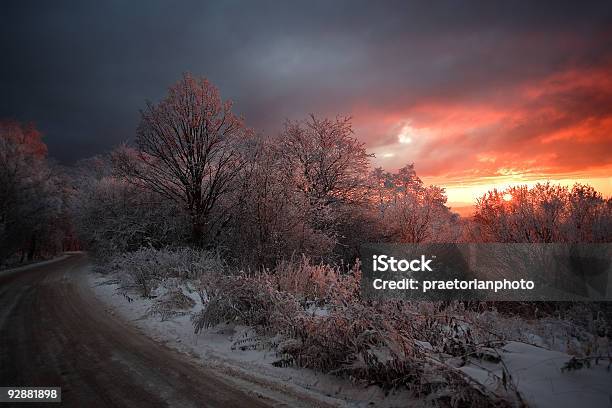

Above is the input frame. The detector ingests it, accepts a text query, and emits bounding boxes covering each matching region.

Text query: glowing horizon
[355,62,612,209]
[433,175,612,206]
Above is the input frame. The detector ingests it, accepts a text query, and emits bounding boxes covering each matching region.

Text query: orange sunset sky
[353,63,612,208]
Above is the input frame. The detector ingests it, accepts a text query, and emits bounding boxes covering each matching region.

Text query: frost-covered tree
[371,164,458,243]
[565,184,611,243]
[281,115,372,207]
[278,115,373,254]
[70,155,189,258]
[473,182,611,243]
[220,116,375,264]
[114,73,251,245]
[226,135,311,266]
[0,120,66,264]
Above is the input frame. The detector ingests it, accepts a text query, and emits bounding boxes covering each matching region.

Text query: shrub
[108,247,224,297]
[111,247,518,405]
[192,273,301,332]
[149,288,196,321]
[273,255,361,304]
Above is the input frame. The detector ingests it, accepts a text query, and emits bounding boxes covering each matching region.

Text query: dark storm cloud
[1,0,611,163]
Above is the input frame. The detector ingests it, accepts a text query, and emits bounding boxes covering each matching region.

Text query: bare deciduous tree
[114,74,251,245]
[371,164,458,243]
[278,115,373,254]
[281,115,372,207]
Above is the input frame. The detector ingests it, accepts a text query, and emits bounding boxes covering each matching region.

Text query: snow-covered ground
[88,270,612,407]
[88,271,417,407]
[499,342,610,408]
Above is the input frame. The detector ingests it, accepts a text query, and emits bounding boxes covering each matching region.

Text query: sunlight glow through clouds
[359,73,612,210]
[397,124,414,144]
[351,59,612,215]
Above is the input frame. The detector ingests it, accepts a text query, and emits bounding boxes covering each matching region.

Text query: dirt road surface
[0,253,276,407]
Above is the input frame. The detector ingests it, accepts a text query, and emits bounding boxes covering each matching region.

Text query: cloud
[1,0,611,196]
[357,62,612,185]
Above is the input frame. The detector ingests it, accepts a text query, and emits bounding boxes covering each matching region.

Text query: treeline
[472,184,611,243]
[1,74,610,267]
[72,74,462,266]
[0,121,78,267]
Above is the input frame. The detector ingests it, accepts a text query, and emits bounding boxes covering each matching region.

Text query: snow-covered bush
[270,299,522,405]
[473,303,611,357]
[192,256,360,331]
[149,286,196,321]
[273,256,360,304]
[101,247,606,406]
[108,247,224,298]
[193,272,301,332]
[70,155,193,260]
[191,260,519,406]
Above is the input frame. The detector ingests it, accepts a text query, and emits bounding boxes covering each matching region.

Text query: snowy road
[0,253,273,407]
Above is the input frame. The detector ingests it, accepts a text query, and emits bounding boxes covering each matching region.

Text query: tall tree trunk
[191,215,204,247]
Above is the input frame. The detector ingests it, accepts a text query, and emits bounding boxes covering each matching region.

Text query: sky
[1,0,611,207]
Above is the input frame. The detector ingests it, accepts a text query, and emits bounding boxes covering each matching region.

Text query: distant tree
[372,164,458,243]
[281,115,372,208]
[393,164,423,195]
[226,135,311,266]
[272,115,374,260]
[386,185,457,243]
[472,182,611,243]
[114,74,251,245]
[565,184,612,243]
